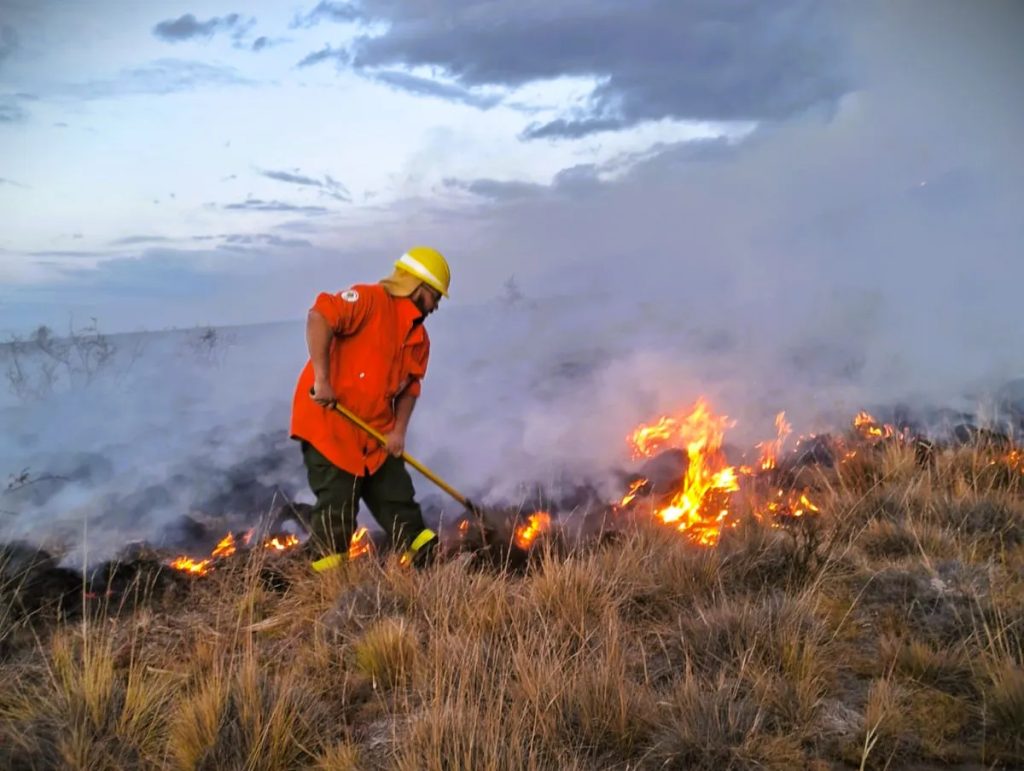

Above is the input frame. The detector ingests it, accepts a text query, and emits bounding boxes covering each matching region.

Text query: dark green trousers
[301,441,431,559]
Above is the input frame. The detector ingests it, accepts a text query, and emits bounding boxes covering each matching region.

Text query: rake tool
[329,401,482,518]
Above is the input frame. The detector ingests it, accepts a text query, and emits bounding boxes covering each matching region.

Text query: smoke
[0,325,307,562]
[2,2,1022,560]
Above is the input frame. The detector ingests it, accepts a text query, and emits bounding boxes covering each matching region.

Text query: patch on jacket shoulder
[341,289,359,302]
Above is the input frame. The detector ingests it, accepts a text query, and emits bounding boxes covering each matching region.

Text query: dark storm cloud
[338,0,846,136]
[445,163,604,202]
[152,13,254,43]
[445,177,545,202]
[371,70,502,109]
[296,44,349,68]
[251,36,287,52]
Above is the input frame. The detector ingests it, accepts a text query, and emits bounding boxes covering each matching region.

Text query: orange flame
[628,399,740,545]
[853,410,897,441]
[169,555,213,575]
[168,530,301,576]
[514,512,552,550]
[757,489,820,519]
[756,411,791,470]
[348,526,372,560]
[264,534,300,551]
[211,533,237,559]
[623,400,828,545]
[619,478,648,507]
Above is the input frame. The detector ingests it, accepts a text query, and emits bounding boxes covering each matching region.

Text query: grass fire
[2,403,1024,769]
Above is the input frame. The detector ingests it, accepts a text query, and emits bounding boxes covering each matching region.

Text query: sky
[1,1,1024,557]
[0,0,763,332]
[0,1,1020,334]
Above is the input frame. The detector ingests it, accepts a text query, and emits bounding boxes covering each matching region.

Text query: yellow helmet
[395,246,451,297]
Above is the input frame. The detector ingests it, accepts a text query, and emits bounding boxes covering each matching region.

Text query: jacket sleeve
[310,286,373,335]
[403,329,430,398]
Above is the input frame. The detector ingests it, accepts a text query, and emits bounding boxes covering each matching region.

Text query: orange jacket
[290,283,430,476]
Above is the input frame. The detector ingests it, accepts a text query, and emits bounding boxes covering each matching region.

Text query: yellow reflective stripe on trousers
[311,553,345,573]
[409,529,436,553]
[400,529,437,566]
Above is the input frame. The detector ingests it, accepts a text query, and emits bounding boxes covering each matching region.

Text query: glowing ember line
[168,529,302,576]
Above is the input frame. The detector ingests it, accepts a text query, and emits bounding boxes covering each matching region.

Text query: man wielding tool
[290,246,449,571]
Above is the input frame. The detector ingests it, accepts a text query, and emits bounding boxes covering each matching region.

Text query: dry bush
[717,518,830,591]
[878,635,974,694]
[939,445,1024,496]
[167,655,325,771]
[557,649,654,758]
[674,593,828,681]
[312,740,363,770]
[351,616,420,689]
[393,630,570,771]
[854,676,907,769]
[946,495,1024,550]
[859,520,920,560]
[524,550,619,650]
[853,560,989,645]
[651,670,805,770]
[589,525,719,622]
[413,557,515,636]
[0,627,179,770]
[981,660,1024,763]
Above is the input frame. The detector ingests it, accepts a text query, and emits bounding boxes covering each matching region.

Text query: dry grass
[2,439,1024,769]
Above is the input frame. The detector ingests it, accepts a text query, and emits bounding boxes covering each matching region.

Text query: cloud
[222,198,330,214]
[110,235,173,246]
[64,59,254,100]
[521,116,628,140]
[28,250,111,258]
[251,35,288,52]
[291,1,363,29]
[444,163,602,202]
[371,70,502,109]
[258,168,351,201]
[0,176,29,189]
[221,233,313,248]
[0,94,28,122]
[445,177,545,202]
[296,44,349,68]
[0,25,17,70]
[152,13,255,44]
[346,0,848,136]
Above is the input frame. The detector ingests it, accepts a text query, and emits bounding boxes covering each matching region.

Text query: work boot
[400,529,438,569]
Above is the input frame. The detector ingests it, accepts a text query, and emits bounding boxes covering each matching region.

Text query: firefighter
[290,246,449,571]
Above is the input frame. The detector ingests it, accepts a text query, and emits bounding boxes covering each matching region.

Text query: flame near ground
[619,398,820,546]
[165,399,1017,575]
